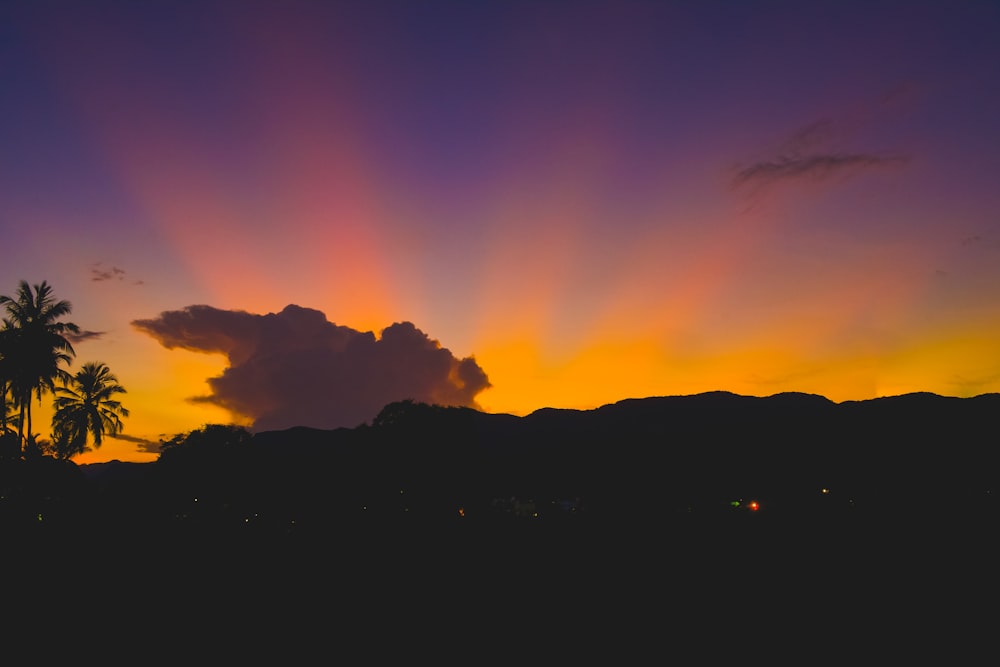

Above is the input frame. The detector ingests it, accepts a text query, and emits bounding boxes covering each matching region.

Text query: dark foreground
[5,510,994,662]
[4,387,998,659]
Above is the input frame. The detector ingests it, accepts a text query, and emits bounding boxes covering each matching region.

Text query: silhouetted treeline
[1,392,998,543]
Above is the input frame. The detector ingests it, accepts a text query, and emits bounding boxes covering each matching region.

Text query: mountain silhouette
[5,391,995,657]
[42,390,993,536]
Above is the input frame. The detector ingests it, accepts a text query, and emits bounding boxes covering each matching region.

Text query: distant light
[821,488,830,494]
[458,508,465,517]
[748,501,760,511]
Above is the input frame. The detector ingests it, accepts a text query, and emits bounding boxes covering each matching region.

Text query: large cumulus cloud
[131,304,491,432]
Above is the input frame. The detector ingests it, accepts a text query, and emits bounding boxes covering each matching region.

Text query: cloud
[731,118,909,199]
[131,304,492,432]
[90,264,127,282]
[110,432,163,454]
[732,152,909,193]
[781,118,837,154]
[960,233,1000,250]
[66,329,105,344]
[90,263,144,285]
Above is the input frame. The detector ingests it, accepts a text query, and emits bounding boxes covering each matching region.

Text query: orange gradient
[1,2,994,466]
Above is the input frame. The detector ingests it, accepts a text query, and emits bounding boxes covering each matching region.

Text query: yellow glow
[63,345,234,465]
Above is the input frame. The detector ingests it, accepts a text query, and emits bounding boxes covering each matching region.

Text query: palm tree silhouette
[51,361,129,459]
[0,280,80,451]
[0,323,14,436]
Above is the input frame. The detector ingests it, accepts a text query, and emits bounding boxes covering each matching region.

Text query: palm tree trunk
[0,379,7,433]
[18,390,28,450]
[25,400,32,445]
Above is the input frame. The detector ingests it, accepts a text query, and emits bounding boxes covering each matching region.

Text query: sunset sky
[3,1,999,464]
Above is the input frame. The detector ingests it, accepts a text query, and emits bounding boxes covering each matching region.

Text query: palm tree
[51,361,129,459]
[0,355,19,460]
[0,280,80,450]
[0,322,16,435]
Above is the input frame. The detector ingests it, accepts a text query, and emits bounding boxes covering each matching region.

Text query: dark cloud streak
[90,263,144,285]
[732,152,909,192]
[91,265,127,282]
[131,304,492,432]
[731,114,910,200]
[66,329,104,344]
[109,432,163,455]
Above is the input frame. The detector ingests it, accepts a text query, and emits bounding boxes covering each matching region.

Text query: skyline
[3,1,999,464]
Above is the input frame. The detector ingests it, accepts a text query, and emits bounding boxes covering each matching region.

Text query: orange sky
[3,2,999,464]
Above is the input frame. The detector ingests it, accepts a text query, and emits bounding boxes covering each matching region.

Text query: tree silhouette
[0,322,20,437]
[51,361,130,459]
[0,280,80,451]
[0,373,17,436]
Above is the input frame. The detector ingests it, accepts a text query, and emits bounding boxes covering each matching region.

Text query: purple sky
[2,1,999,463]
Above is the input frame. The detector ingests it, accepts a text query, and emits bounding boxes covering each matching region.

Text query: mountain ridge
[80,388,1000,476]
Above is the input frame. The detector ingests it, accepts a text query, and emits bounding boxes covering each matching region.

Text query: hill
[5,391,995,654]
[51,390,997,532]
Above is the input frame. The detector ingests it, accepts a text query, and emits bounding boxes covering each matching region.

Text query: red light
[748,501,760,511]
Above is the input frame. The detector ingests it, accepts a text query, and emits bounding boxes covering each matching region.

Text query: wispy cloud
[782,118,837,154]
[66,329,104,344]
[733,152,909,193]
[131,304,492,432]
[90,264,126,282]
[90,263,144,285]
[110,432,163,454]
[731,118,909,199]
[960,233,1000,250]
